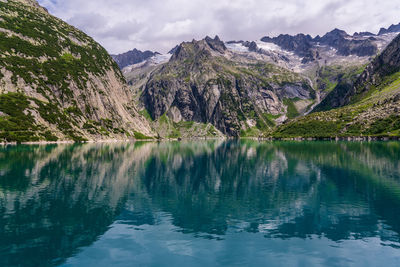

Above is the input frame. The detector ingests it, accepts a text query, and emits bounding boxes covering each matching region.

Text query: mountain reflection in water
[1,141,400,266]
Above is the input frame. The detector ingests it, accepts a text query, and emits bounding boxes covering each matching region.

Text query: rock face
[316,33,400,110]
[261,34,314,59]
[318,29,378,57]
[168,45,179,54]
[111,49,158,69]
[353,32,375,37]
[0,0,153,142]
[139,36,314,137]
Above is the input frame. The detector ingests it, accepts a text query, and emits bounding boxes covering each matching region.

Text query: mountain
[316,33,400,111]
[260,33,315,62]
[168,45,179,54]
[260,28,381,62]
[121,23,400,138]
[0,0,154,142]
[226,27,397,104]
[111,49,158,69]
[378,23,400,35]
[6,0,398,142]
[273,33,400,138]
[136,36,315,137]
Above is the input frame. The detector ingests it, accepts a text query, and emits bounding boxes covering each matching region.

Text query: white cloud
[38,0,400,54]
[159,19,194,38]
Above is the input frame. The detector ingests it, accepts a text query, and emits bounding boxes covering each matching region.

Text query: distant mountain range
[118,22,400,138]
[258,24,400,62]
[114,23,400,69]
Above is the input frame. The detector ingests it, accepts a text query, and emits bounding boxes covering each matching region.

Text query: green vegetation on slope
[283,98,300,119]
[0,1,123,90]
[0,1,139,142]
[316,65,365,94]
[272,71,400,138]
[143,111,222,139]
[0,92,89,142]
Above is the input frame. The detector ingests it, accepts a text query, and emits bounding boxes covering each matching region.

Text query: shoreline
[0,137,225,145]
[253,136,400,142]
[0,135,399,145]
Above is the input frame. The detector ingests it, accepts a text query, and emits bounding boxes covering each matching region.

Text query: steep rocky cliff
[138,36,315,137]
[0,0,153,142]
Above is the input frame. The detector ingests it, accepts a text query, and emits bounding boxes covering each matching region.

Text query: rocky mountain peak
[378,23,400,35]
[260,33,314,60]
[353,31,375,37]
[261,33,312,46]
[171,35,226,61]
[168,45,179,54]
[329,28,348,36]
[204,35,227,53]
[243,41,259,52]
[111,49,158,69]
[316,28,349,45]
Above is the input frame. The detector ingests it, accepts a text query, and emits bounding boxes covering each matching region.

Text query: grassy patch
[283,98,300,119]
[364,115,400,136]
[134,131,153,140]
[139,109,154,121]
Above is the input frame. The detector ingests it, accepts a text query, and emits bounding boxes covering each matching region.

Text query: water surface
[1,141,400,266]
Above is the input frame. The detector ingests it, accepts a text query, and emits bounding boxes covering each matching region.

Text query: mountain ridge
[111,48,158,69]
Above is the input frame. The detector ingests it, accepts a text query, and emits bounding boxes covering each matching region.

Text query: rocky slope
[315,33,400,111]
[0,0,154,142]
[135,36,315,137]
[274,33,400,138]
[111,48,158,69]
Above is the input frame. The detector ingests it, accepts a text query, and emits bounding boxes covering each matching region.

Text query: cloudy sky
[38,0,400,54]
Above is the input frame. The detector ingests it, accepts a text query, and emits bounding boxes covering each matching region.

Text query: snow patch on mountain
[225,43,249,53]
[153,53,172,64]
[256,41,285,53]
[122,53,171,74]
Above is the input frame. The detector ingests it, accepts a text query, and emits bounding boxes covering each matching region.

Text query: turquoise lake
[1,141,400,266]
